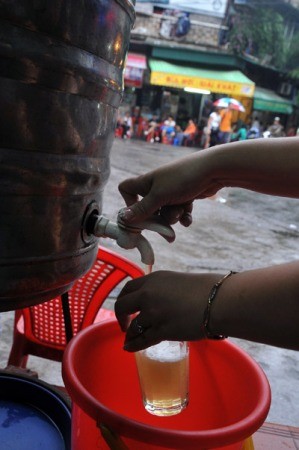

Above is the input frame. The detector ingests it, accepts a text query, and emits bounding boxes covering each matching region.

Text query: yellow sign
[150,72,255,98]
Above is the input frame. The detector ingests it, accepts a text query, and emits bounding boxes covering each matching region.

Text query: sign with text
[150,71,255,97]
[136,0,228,18]
[124,67,144,88]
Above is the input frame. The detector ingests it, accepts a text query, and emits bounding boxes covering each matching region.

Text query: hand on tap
[118,151,220,228]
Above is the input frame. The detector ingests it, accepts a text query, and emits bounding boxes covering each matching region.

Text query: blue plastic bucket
[0,372,71,450]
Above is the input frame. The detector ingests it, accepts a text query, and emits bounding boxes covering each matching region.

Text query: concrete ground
[1,137,299,429]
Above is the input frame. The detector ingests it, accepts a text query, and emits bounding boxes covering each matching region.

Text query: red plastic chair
[7,246,144,367]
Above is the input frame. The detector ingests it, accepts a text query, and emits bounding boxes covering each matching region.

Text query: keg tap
[85,206,175,265]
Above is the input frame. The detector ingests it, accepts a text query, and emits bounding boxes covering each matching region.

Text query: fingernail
[181,213,192,227]
[119,208,135,222]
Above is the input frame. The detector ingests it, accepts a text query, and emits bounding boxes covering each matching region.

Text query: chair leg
[7,334,29,368]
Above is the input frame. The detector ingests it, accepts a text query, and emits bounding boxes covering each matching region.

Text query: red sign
[124,53,147,88]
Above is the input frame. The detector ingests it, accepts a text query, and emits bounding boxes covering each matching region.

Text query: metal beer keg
[0,0,135,311]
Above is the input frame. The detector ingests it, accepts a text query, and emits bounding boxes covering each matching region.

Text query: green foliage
[289,68,299,79]
[228,8,286,69]
[285,33,299,77]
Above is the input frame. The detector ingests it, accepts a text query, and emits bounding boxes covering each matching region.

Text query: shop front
[252,86,293,129]
[147,59,255,127]
[119,52,148,117]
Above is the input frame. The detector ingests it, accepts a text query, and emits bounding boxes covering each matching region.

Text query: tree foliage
[228,8,286,69]
[284,32,299,78]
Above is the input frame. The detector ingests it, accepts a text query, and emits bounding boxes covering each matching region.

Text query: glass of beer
[135,340,189,416]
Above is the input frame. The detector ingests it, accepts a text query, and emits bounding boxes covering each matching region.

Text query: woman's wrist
[206,143,240,188]
[201,271,237,339]
[191,146,229,195]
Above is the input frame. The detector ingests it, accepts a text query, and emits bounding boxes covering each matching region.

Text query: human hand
[118,152,222,228]
[114,270,222,352]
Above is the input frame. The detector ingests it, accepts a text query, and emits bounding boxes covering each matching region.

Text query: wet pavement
[1,137,299,427]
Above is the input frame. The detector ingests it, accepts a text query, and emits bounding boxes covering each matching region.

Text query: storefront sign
[124,53,147,88]
[136,0,228,18]
[150,71,255,97]
[124,67,144,88]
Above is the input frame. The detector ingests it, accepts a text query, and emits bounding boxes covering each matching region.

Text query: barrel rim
[115,0,136,24]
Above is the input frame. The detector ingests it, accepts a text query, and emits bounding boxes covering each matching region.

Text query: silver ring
[134,317,145,334]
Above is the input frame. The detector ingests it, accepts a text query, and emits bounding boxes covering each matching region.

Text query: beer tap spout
[89,214,155,265]
[136,234,154,266]
[87,207,175,267]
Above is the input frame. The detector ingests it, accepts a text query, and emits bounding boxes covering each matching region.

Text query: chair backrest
[21,246,144,349]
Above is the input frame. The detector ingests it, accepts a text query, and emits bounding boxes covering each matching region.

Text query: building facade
[121,0,297,130]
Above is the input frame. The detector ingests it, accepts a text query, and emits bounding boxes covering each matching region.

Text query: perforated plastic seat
[7,246,144,367]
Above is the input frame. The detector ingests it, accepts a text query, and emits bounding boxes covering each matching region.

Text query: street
[1,137,299,427]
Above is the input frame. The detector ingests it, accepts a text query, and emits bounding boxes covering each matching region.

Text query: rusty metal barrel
[0,0,135,311]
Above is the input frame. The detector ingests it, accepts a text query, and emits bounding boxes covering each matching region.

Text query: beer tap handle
[117,209,176,243]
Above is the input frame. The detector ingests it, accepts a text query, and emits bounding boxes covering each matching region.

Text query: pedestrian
[251,117,261,131]
[231,120,247,141]
[267,117,284,138]
[173,119,197,146]
[204,107,221,148]
[161,115,176,144]
[286,125,296,137]
[115,136,299,353]
[218,104,233,144]
[144,115,161,143]
[247,125,260,140]
[121,111,133,139]
[247,116,261,139]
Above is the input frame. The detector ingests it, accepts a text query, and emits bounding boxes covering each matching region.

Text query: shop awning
[124,53,147,88]
[149,59,255,98]
[253,87,293,114]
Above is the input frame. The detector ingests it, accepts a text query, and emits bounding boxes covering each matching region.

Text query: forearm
[210,261,299,350]
[207,136,299,198]
[118,136,299,225]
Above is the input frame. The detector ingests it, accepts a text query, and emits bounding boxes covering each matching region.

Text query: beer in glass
[135,340,189,416]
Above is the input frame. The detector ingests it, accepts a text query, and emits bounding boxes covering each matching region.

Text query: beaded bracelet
[202,271,237,340]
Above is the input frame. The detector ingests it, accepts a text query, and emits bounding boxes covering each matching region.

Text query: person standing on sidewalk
[121,111,133,139]
[204,108,221,148]
[218,104,233,144]
[267,117,285,138]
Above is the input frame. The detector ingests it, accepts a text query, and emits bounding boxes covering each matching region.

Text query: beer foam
[144,341,187,362]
